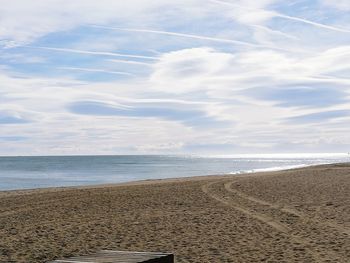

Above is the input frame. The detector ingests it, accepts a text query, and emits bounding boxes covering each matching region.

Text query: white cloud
[212,0,350,33]
[150,47,234,93]
[251,25,300,44]
[321,0,350,11]
[1,0,350,155]
[149,46,350,96]
[210,0,277,24]
[0,0,216,47]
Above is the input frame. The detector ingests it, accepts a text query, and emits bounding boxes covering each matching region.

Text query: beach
[0,163,349,262]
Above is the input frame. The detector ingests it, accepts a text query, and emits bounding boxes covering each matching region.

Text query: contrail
[210,0,350,33]
[58,67,134,76]
[108,59,153,66]
[276,13,350,33]
[91,25,264,48]
[251,25,300,41]
[27,46,158,60]
[91,25,310,53]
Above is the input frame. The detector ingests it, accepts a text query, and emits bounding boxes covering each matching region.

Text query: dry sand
[0,163,349,262]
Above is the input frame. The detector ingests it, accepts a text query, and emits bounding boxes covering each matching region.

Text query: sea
[0,154,349,191]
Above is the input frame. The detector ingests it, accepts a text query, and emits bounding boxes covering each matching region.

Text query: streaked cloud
[30,46,158,60]
[0,0,349,155]
[0,111,30,124]
[287,110,350,124]
[91,25,264,48]
[322,0,350,11]
[58,67,134,76]
[212,0,350,33]
[0,136,28,141]
[68,100,227,128]
[108,59,153,66]
[243,85,348,108]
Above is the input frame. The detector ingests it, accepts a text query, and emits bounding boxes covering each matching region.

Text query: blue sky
[0,0,349,155]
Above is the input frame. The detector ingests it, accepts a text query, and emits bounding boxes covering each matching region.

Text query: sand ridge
[0,163,349,262]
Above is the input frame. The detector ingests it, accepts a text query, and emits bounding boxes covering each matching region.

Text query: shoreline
[0,162,347,196]
[1,154,349,193]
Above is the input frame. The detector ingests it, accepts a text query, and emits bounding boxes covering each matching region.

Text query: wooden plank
[48,250,174,263]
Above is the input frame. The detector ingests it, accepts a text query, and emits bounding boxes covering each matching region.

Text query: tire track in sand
[202,182,290,233]
[224,181,350,236]
[201,181,342,263]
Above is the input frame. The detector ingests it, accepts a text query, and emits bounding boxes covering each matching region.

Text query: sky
[0,0,350,156]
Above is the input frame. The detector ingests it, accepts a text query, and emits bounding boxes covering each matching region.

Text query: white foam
[199,153,350,159]
[229,163,320,175]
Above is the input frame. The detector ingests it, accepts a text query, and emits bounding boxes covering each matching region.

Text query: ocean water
[0,154,349,191]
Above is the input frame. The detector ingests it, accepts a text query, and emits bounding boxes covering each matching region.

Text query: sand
[0,163,349,262]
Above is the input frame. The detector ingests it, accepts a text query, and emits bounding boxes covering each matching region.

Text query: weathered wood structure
[48,250,174,263]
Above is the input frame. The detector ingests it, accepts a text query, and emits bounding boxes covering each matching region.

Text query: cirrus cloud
[0,0,349,155]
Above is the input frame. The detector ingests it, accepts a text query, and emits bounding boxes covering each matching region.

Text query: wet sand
[0,163,349,262]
